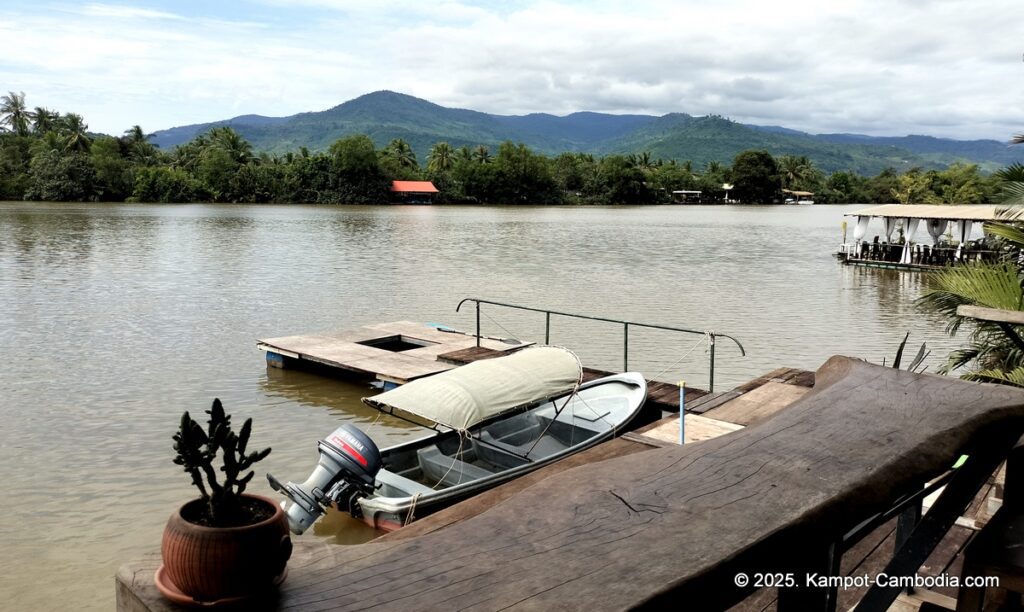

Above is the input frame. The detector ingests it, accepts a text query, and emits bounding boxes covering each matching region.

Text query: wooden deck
[117,357,1024,611]
[257,321,530,385]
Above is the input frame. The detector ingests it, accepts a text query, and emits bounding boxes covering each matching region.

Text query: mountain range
[150,91,1023,175]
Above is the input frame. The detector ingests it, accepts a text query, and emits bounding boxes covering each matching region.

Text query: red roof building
[391,181,439,194]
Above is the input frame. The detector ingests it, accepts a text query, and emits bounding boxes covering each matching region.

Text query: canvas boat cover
[362,346,583,431]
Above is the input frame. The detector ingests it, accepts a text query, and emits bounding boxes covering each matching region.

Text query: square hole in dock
[356,335,438,353]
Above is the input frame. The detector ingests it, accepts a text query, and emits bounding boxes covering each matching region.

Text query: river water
[0,201,961,609]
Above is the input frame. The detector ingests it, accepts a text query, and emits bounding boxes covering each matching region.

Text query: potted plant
[155,398,292,606]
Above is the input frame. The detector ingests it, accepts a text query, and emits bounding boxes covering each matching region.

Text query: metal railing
[455,298,745,392]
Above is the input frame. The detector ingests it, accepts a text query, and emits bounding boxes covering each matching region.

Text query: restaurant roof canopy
[845,204,1013,222]
[391,180,439,194]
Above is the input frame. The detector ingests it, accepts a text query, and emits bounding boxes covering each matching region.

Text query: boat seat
[480,429,569,460]
[374,469,435,497]
[471,436,531,469]
[417,446,494,487]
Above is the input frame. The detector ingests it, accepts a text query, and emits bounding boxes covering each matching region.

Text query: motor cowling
[267,423,382,534]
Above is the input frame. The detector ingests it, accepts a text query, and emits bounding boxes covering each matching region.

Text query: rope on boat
[431,429,469,490]
[404,493,421,526]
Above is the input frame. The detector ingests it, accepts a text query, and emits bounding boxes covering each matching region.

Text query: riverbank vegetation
[0,92,1007,205]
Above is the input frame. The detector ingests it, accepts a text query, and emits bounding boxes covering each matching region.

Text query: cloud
[1,0,1021,140]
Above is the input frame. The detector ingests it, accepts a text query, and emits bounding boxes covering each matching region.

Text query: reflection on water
[0,201,969,610]
[312,508,385,545]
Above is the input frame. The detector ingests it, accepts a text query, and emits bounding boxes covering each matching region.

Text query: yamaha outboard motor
[267,424,382,534]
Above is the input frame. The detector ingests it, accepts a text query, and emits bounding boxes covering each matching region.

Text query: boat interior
[373,393,629,497]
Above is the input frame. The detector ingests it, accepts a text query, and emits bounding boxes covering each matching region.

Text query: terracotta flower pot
[159,494,292,604]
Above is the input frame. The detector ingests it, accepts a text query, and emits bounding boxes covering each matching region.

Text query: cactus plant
[172,398,272,526]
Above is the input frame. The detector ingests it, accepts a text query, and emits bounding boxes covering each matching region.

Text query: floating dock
[257,320,750,415]
[257,321,531,385]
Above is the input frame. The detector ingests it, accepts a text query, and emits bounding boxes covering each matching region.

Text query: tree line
[0,92,1007,205]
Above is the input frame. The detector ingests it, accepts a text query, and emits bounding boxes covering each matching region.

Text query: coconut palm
[427,142,454,173]
[1,91,33,136]
[472,145,491,164]
[634,151,656,172]
[207,127,252,164]
[778,155,818,191]
[384,138,417,169]
[60,113,91,152]
[32,107,59,134]
[455,145,473,163]
[122,124,158,162]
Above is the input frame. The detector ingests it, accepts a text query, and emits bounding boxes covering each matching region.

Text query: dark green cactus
[172,398,271,525]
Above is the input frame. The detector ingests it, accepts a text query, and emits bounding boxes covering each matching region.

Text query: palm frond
[995,163,1024,182]
[983,221,1024,248]
[963,366,1024,388]
[921,262,1024,313]
[1003,183,1024,205]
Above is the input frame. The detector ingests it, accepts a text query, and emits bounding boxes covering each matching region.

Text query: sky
[1,0,1022,140]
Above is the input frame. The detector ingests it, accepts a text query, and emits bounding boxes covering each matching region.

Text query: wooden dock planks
[258,321,529,384]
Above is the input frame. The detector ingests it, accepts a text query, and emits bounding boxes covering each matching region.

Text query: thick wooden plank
[957,305,1024,326]
[436,346,506,364]
[120,357,1024,611]
[703,382,811,426]
[640,414,744,445]
[688,390,742,414]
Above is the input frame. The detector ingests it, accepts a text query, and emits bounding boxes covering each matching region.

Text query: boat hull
[354,372,647,530]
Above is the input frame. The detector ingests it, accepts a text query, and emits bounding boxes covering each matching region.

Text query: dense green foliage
[0,93,1008,205]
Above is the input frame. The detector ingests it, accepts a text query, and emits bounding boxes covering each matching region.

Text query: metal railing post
[623,323,629,371]
[454,298,744,388]
[709,334,716,392]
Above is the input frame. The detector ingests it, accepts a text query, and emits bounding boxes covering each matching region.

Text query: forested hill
[150,91,1022,174]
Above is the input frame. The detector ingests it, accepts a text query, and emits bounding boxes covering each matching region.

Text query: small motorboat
[268,346,647,532]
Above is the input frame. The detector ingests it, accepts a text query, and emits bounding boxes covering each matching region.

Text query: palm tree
[32,107,58,134]
[635,151,656,172]
[207,127,252,164]
[384,138,417,169]
[472,145,491,164]
[455,146,473,163]
[427,142,454,173]
[60,113,91,152]
[778,155,816,191]
[1,91,33,136]
[122,124,158,162]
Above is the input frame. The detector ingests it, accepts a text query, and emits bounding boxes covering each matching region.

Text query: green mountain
[151,91,1022,174]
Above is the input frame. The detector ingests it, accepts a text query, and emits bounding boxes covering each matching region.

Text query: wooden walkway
[117,357,1024,610]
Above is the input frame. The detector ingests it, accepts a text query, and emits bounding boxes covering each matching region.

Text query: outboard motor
[267,424,382,534]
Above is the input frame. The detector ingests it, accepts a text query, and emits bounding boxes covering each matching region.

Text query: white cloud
[1,0,1021,140]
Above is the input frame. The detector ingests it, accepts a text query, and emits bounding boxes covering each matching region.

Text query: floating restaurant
[836,204,1011,270]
